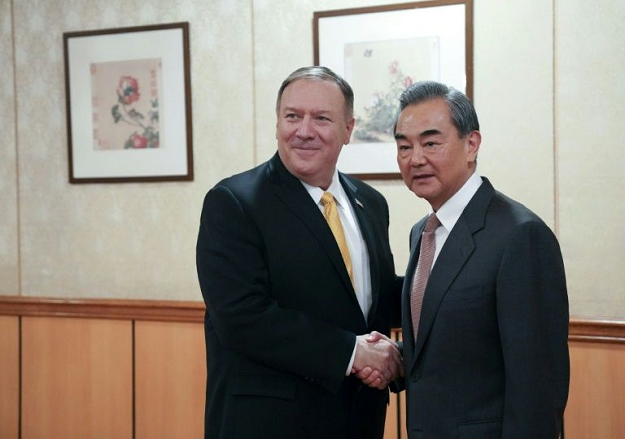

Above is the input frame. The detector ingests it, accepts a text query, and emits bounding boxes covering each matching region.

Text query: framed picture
[64,22,193,183]
[314,0,473,179]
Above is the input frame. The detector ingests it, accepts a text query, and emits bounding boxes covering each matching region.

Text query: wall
[0,0,19,294]
[556,1,625,317]
[0,0,624,319]
[1,0,255,300]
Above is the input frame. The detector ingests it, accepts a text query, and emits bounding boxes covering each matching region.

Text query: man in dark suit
[196,66,403,439]
[393,81,569,437]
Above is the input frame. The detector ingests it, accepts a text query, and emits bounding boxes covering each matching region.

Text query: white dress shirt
[301,170,373,375]
[430,171,483,267]
[301,170,372,317]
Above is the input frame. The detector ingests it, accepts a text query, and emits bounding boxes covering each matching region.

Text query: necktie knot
[321,191,335,207]
[424,213,441,233]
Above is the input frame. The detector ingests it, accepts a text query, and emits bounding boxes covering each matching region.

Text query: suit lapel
[268,155,357,301]
[410,220,475,370]
[408,178,495,372]
[340,174,378,325]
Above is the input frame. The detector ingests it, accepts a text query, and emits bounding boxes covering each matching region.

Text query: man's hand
[352,331,403,389]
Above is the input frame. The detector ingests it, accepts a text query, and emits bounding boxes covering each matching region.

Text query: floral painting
[344,37,440,143]
[91,58,162,150]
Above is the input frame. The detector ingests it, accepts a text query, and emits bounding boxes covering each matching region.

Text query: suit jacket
[401,177,569,438]
[196,153,401,439]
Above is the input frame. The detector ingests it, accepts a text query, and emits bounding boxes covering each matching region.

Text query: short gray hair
[396,80,479,137]
[276,66,354,120]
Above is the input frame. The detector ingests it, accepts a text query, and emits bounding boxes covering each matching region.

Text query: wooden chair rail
[0,296,624,343]
[0,296,204,322]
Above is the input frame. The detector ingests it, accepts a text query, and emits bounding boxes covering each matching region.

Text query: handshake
[352,331,404,390]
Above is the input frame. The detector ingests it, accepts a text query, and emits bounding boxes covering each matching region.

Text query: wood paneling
[135,321,205,439]
[385,390,408,439]
[385,329,408,439]
[384,389,400,439]
[565,341,625,438]
[21,317,133,439]
[0,316,19,439]
[2,297,625,439]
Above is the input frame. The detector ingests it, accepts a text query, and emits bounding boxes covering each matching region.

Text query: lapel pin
[355,199,364,208]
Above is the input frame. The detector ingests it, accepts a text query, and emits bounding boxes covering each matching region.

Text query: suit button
[412,373,420,382]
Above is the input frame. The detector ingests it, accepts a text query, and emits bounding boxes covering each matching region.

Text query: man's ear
[344,117,355,145]
[466,130,481,162]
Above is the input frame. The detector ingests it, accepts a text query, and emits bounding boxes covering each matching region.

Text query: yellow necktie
[321,192,354,285]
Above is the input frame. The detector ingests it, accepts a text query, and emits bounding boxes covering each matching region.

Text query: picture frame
[64,22,193,183]
[314,0,473,179]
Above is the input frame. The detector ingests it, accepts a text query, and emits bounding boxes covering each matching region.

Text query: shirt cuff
[345,341,357,376]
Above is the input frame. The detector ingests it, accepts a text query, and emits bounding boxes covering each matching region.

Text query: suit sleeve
[496,221,570,437]
[196,185,355,393]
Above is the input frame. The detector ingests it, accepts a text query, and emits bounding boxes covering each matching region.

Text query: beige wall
[0,0,19,294]
[556,1,625,318]
[0,0,623,319]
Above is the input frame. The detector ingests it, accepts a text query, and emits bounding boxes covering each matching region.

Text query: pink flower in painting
[389,61,399,75]
[132,134,148,148]
[111,73,159,150]
[117,76,140,105]
[404,76,414,88]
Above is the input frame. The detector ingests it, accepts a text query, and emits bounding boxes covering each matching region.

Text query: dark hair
[396,80,479,137]
[276,66,354,120]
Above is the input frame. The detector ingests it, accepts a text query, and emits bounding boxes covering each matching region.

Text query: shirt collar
[300,169,349,207]
[434,171,483,232]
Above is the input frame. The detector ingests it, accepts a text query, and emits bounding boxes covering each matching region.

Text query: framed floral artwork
[64,22,193,183]
[314,0,473,179]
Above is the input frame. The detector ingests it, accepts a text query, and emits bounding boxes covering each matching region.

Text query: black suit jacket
[401,177,569,438]
[196,153,401,439]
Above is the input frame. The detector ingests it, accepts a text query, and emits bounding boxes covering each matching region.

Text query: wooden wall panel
[21,317,133,439]
[384,391,408,439]
[2,298,624,439]
[399,391,407,439]
[384,329,408,439]
[565,341,625,438]
[0,316,19,439]
[384,392,400,439]
[135,321,205,439]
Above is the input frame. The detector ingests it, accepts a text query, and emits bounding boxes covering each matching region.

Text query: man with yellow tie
[196,66,403,439]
